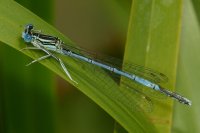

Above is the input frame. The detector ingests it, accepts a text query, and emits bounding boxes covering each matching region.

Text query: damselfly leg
[21,44,77,84]
[26,54,51,66]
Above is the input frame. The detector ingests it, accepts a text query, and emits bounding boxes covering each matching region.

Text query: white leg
[26,54,51,66]
[58,58,78,84]
[39,48,78,83]
[20,47,41,52]
[23,44,78,84]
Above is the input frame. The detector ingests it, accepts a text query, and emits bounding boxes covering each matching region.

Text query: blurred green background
[0,0,129,133]
[0,0,199,133]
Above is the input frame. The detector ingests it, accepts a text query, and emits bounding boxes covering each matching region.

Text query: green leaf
[172,0,200,132]
[0,0,155,132]
[0,0,57,133]
[124,0,183,132]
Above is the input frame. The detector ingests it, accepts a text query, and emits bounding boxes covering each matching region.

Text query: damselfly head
[24,24,34,35]
[25,24,34,31]
[22,24,34,43]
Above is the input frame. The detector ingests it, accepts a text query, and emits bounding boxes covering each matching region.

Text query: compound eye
[25,24,34,31]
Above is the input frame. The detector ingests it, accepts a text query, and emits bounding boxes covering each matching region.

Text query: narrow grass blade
[172,0,200,132]
[124,0,183,132]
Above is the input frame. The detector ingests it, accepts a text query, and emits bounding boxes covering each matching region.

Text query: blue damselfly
[21,24,192,106]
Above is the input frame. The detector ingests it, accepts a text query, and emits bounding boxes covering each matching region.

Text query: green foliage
[0,0,56,133]
[0,0,155,132]
[0,0,199,133]
[124,1,182,133]
[172,0,200,133]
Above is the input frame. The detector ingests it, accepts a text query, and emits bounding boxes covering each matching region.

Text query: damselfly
[21,24,192,106]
